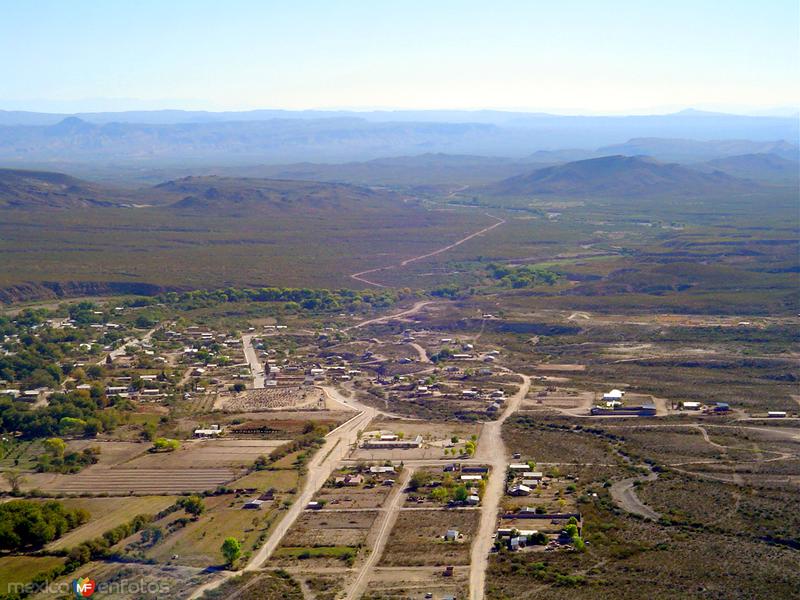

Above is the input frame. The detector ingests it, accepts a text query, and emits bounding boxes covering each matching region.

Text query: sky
[1,0,798,114]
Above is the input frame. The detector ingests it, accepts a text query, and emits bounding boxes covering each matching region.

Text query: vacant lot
[503,416,620,466]
[361,566,469,600]
[380,509,479,567]
[281,510,378,549]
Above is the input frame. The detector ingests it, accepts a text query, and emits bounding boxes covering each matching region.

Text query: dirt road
[188,396,374,599]
[350,213,505,287]
[346,300,434,331]
[241,333,265,389]
[609,469,660,520]
[346,468,413,600]
[469,374,531,600]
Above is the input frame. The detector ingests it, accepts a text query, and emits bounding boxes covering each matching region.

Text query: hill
[484,155,759,198]
[0,168,131,208]
[598,138,799,162]
[156,176,402,212]
[695,153,799,183]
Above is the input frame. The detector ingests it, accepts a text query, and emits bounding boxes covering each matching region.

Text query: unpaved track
[350,213,505,287]
[242,333,266,389]
[469,374,531,600]
[609,469,660,520]
[188,396,374,599]
[346,468,413,600]
[346,300,434,331]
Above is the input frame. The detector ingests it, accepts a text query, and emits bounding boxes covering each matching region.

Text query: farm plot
[272,510,378,567]
[30,467,237,494]
[47,496,177,550]
[228,469,299,492]
[118,439,289,470]
[379,509,479,567]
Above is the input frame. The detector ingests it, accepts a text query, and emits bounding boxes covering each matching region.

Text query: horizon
[2,1,798,115]
[1,104,798,119]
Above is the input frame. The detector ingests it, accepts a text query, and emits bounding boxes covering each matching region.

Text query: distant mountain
[156,176,400,212]
[0,168,131,208]
[694,153,799,182]
[598,138,799,162]
[0,110,796,166]
[485,155,759,198]
[199,154,545,186]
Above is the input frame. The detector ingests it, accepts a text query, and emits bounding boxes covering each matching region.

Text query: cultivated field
[118,439,289,470]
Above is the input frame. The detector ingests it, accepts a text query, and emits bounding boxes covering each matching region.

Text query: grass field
[146,494,277,568]
[228,469,299,492]
[47,496,178,550]
[0,555,65,592]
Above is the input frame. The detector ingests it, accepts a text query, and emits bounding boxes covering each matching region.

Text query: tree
[152,438,180,452]
[453,485,469,502]
[232,383,246,393]
[221,536,241,566]
[431,486,449,503]
[141,422,157,442]
[179,495,205,519]
[3,470,26,494]
[43,437,66,458]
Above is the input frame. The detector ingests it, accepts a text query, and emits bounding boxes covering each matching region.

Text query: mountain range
[1,150,781,211]
[0,109,796,166]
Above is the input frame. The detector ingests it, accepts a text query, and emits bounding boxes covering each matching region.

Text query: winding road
[609,469,661,521]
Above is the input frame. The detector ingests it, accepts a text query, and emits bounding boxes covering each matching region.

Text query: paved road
[346,468,413,600]
[241,333,265,389]
[469,374,531,600]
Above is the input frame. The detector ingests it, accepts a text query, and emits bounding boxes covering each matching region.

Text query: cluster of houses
[679,400,732,414]
[590,389,657,416]
[507,462,544,496]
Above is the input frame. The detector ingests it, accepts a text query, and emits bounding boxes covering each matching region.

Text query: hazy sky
[2,0,798,114]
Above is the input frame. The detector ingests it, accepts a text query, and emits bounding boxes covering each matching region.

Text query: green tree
[453,485,469,502]
[221,536,241,566]
[431,486,449,503]
[152,438,180,452]
[179,495,205,519]
[43,437,66,458]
